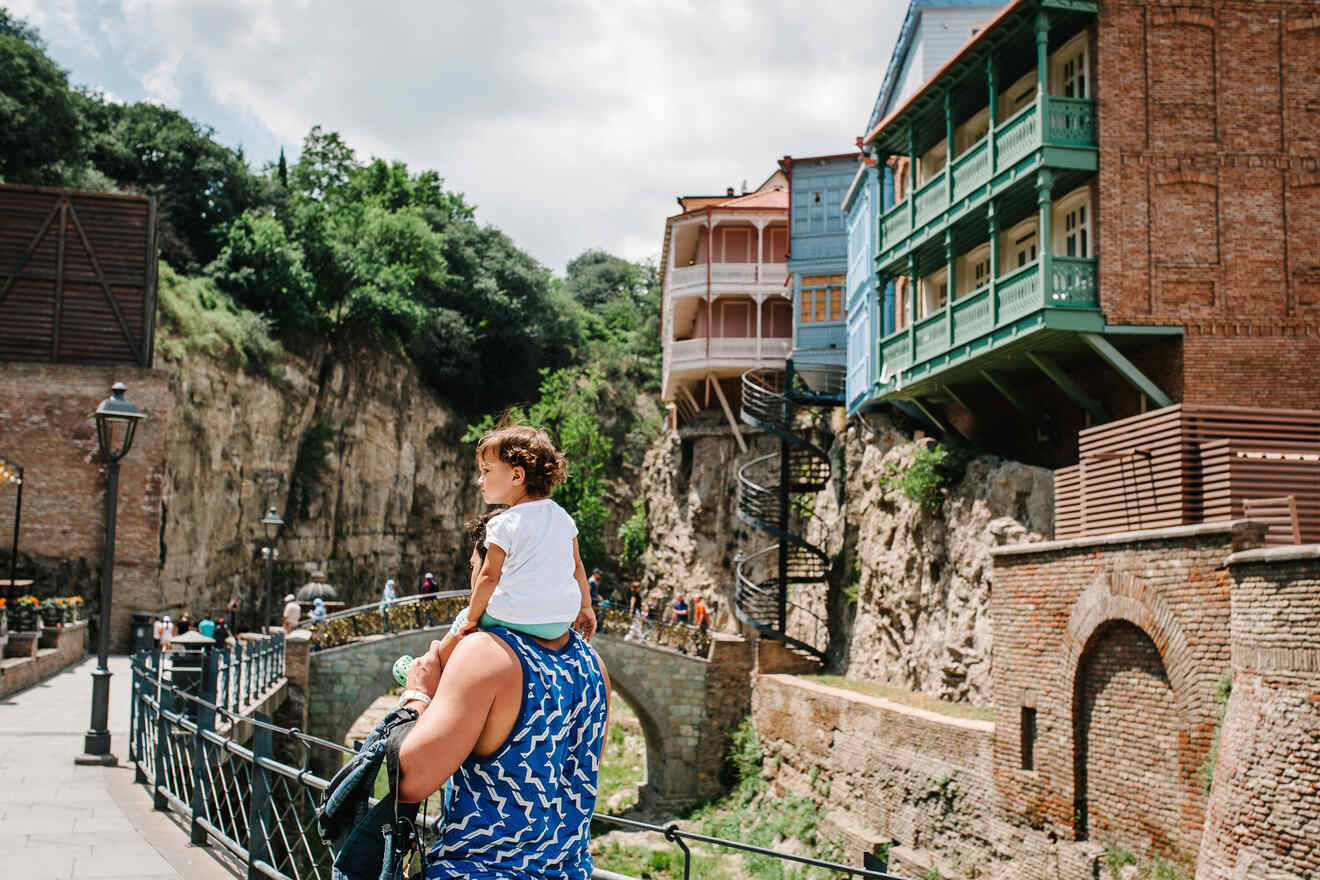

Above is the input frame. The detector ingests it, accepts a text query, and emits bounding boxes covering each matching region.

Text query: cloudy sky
[14,0,907,274]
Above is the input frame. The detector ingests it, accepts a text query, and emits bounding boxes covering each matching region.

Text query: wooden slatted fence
[0,185,156,367]
[1054,405,1320,543]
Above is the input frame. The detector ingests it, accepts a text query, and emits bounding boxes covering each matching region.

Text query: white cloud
[15,0,907,272]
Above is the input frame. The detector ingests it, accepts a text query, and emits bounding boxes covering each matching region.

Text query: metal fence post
[190,642,218,846]
[131,651,148,783]
[246,712,273,880]
[154,685,172,811]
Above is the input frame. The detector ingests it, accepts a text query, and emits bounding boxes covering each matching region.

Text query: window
[919,270,948,318]
[1064,203,1089,257]
[1055,188,1093,259]
[974,255,991,290]
[1055,34,1089,99]
[799,275,844,324]
[1021,707,1037,771]
[1015,232,1038,268]
[1000,70,1037,117]
[960,244,991,298]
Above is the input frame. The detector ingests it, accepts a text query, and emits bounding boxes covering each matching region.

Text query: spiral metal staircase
[735,362,845,662]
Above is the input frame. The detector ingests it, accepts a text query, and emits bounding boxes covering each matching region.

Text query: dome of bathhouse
[296,573,338,602]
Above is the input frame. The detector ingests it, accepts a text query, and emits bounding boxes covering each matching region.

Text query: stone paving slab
[0,656,239,880]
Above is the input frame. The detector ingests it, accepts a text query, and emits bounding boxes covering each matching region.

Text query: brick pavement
[0,655,237,880]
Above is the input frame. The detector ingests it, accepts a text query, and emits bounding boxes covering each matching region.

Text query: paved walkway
[0,655,238,880]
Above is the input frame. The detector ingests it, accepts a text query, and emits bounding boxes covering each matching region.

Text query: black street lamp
[261,506,283,635]
[0,455,22,605]
[77,382,146,766]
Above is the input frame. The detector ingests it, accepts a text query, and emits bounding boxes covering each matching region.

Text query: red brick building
[855,0,1320,465]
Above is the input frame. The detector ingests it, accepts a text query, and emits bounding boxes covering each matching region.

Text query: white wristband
[397,689,432,709]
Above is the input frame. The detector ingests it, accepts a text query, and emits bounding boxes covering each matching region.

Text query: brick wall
[753,675,1104,878]
[989,521,1266,871]
[0,364,172,650]
[1197,546,1320,880]
[1095,0,1320,409]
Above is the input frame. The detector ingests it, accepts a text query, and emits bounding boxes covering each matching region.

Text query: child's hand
[458,618,480,637]
[574,604,597,642]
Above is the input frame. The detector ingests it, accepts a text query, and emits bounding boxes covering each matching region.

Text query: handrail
[128,652,907,880]
[319,589,469,624]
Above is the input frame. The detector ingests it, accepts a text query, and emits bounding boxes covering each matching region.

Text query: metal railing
[596,605,712,657]
[127,649,908,880]
[305,592,469,652]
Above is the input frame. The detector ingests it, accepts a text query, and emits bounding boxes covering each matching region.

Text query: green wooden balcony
[878,256,1099,395]
[877,96,1097,267]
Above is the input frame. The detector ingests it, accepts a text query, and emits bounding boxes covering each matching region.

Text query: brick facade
[0,364,173,651]
[989,521,1266,871]
[1095,0,1320,410]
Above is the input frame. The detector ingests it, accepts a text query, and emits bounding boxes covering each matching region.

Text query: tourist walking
[310,596,327,624]
[692,595,709,633]
[419,571,438,595]
[379,578,398,613]
[212,617,233,647]
[282,593,301,632]
[672,594,689,625]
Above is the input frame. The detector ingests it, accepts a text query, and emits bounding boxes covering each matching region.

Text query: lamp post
[261,507,283,635]
[0,456,21,605]
[78,383,145,765]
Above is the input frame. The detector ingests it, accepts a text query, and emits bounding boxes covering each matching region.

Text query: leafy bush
[1201,669,1233,793]
[618,500,648,570]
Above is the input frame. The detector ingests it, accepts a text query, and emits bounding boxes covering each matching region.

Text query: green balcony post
[945,91,955,208]
[945,230,956,346]
[988,201,1000,327]
[986,57,998,177]
[908,253,918,365]
[1037,167,1055,307]
[1035,9,1050,107]
[908,125,918,233]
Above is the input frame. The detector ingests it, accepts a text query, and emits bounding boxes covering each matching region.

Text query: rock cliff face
[828,414,1053,705]
[637,426,776,628]
[158,346,484,621]
[638,411,1053,706]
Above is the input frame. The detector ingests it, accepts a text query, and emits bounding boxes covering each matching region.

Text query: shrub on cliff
[156,264,282,377]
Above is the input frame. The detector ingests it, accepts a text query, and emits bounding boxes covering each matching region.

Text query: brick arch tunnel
[289,627,754,807]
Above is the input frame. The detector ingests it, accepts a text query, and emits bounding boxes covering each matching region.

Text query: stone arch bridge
[285,610,754,808]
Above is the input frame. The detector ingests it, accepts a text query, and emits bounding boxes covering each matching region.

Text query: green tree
[81,99,265,268]
[207,210,319,334]
[0,21,83,184]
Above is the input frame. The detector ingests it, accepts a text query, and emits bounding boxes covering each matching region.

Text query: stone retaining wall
[0,621,87,699]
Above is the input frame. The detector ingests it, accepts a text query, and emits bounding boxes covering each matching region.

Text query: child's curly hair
[475,425,568,497]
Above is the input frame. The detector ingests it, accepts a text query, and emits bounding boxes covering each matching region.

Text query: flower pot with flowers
[69,595,84,623]
[39,597,64,629]
[12,595,39,632]
[60,597,77,624]
[0,598,7,638]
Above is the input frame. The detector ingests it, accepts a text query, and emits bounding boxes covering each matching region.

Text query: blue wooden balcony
[877,96,1097,268]
[877,256,1100,396]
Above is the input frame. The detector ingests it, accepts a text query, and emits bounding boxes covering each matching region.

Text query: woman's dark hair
[466,511,500,561]
[475,425,568,497]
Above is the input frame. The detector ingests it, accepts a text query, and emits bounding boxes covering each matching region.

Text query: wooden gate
[0,185,157,367]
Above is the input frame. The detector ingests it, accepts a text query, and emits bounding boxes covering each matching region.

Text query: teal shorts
[448,606,571,640]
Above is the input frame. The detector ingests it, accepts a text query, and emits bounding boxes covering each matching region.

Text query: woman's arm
[397,635,516,803]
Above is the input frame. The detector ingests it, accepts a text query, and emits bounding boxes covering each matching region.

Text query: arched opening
[601,675,663,810]
[1073,620,1189,859]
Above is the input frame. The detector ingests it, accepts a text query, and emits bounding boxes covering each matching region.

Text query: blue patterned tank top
[424,627,608,880]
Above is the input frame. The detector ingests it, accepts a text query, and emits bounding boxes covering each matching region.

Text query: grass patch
[598,694,645,814]
[806,675,994,722]
[156,263,283,377]
[1105,846,1192,880]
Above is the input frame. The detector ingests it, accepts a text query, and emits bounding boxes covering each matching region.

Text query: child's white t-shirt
[483,498,580,624]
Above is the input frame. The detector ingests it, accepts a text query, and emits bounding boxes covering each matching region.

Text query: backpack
[316,707,424,880]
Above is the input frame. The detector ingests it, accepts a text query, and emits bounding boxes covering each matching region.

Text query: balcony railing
[669,262,789,294]
[877,96,1096,257]
[668,335,791,367]
[879,257,1098,386]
